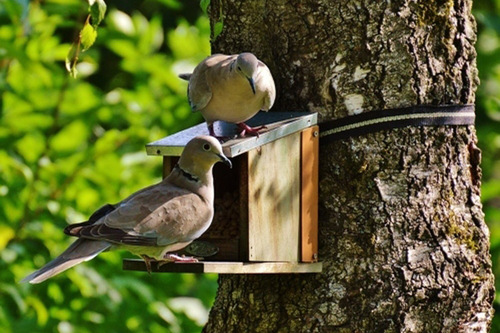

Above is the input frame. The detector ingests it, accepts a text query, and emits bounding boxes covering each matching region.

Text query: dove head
[178,136,232,179]
[236,53,259,94]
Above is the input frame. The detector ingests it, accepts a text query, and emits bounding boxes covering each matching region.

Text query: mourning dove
[21,136,231,284]
[180,52,276,137]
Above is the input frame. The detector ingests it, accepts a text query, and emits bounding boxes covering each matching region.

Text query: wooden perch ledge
[123,259,323,274]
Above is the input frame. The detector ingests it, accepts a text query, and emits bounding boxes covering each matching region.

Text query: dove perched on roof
[21,136,231,284]
[180,52,276,137]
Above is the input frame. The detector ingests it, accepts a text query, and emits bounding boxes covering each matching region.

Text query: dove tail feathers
[178,73,192,81]
[21,239,110,284]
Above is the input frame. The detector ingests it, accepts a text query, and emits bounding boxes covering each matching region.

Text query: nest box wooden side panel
[162,156,177,178]
[247,132,301,262]
[301,126,319,262]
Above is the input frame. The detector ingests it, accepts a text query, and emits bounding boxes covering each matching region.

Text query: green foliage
[90,0,107,28]
[2,0,500,330]
[213,21,223,41]
[200,0,210,15]
[201,0,223,41]
[65,0,107,78]
[0,0,214,332]
[474,1,500,331]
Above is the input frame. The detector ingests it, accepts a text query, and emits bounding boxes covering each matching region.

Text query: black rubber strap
[319,104,475,144]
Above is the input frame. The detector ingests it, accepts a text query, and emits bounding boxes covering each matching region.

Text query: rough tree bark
[204,1,494,332]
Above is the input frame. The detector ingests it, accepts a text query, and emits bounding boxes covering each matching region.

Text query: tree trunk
[204,1,494,332]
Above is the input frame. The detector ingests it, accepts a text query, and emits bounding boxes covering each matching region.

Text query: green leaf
[0,284,26,313]
[65,42,79,78]
[50,120,89,153]
[90,0,107,27]
[60,82,101,116]
[200,0,210,14]
[80,21,97,51]
[213,21,223,40]
[0,226,15,251]
[14,132,46,164]
[25,296,49,326]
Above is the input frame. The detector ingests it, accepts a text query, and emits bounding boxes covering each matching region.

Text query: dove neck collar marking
[174,164,200,183]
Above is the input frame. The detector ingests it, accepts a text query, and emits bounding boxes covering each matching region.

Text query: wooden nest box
[123,112,322,274]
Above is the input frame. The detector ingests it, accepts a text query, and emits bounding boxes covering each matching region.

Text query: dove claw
[157,254,200,268]
[237,122,266,137]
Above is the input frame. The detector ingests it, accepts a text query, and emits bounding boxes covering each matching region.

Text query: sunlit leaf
[50,120,89,153]
[0,284,26,313]
[89,0,107,27]
[213,21,223,39]
[156,0,181,9]
[149,302,178,327]
[80,21,97,51]
[168,19,210,60]
[75,187,99,210]
[0,226,15,251]
[14,132,46,164]
[65,42,79,78]
[25,296,49,326]
[2,0,28,23]
[108,10,134,35]
[126,316,141,331]
[83,311,105,324]
[107,40,138,58]
[482,179,500,201]
[200,0,210,14]
[47,284,64,304]
[3,110,53,132]
[60,82,101,115]
[168,297,209,326]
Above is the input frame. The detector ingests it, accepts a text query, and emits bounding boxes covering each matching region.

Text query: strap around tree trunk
[319,104,475,144]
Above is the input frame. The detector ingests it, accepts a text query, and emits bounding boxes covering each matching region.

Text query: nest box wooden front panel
[247,131,301,262]
[123,112,322,274]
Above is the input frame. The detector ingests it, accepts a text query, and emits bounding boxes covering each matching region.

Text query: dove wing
[188,54,236,112]
[257,61,276,111]
[71,182,212,247]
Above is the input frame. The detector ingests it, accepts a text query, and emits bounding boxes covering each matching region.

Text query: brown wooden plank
[162,156,172,179]
[123,259,323,274]
[247,132,301,262]
[162,156,179,179]
[300,126,319,262]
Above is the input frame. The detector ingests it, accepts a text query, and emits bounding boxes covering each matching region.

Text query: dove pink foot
[164,253,199,262]
[237,122,266,137]
[157,253,199,268]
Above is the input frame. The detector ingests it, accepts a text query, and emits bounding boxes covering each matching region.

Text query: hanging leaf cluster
[199,0,223,41]
[65,0,107,78]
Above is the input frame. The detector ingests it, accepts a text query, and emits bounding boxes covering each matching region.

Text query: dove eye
[203,143,211,151]
[238,66,242,71]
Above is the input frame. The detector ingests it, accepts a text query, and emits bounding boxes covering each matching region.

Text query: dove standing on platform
[180,52,276,137]
[21,136,231,284]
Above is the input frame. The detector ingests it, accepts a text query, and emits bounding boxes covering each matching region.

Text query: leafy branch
[200,0,224,41]
[65,0,107,78]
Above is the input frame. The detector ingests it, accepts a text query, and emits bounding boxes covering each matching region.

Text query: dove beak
[247,77,256,94]
[218,154,232,168]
